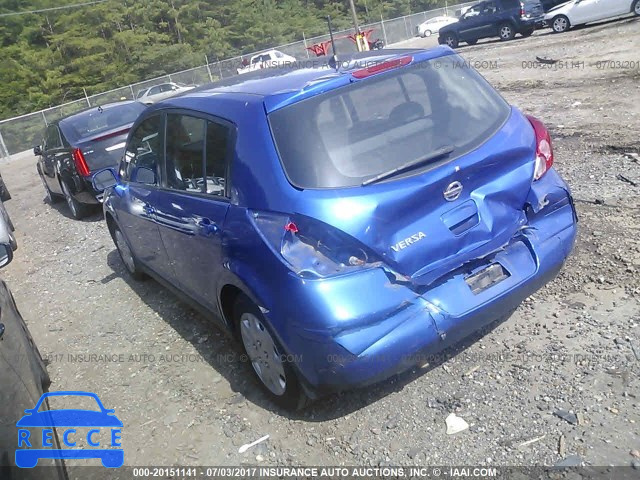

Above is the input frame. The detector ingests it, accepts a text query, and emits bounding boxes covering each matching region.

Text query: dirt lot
[2,16,639,473]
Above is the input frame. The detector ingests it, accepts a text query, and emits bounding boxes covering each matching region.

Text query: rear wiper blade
[362,145,455,186]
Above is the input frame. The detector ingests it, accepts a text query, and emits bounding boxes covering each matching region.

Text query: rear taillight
[526,115,554,180]
[72,148,90,177]
[520,2,526,16]
[250,211,378,278]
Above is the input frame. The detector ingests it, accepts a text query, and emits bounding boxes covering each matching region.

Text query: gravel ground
[1,16,639,473]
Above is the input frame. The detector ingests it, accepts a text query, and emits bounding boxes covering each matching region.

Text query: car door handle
[0,323,5,340]
[196,218,219,235]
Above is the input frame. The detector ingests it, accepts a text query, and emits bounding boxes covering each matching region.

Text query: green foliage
[0,0,449,119]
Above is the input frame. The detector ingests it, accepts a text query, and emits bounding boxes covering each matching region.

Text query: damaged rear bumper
[276,169,577,396]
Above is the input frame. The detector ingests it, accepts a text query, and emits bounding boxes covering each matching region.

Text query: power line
[0,0,110,18]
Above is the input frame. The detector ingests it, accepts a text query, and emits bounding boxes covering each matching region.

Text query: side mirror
[92,168,118,192]
[0,243,13,268]
[33,145,42,156]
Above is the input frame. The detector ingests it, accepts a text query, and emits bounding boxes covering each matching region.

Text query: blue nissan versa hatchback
[99,47,577,409]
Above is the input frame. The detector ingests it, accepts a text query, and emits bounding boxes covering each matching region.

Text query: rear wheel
[111,225,146,280]
[423,29,432,37]
[498,23,516,41]
[551,15,570,33]
[235,294,307,410]
[61,179,89,219]
[441,32,459,48]
[520,28,534,37]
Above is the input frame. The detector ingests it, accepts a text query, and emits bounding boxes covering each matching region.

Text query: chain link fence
[0,1,474,160]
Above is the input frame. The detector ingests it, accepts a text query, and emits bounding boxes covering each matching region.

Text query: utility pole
[348,0,360,34]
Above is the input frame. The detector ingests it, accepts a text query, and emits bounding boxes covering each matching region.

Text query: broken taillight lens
[526,115,554,180]
[250,211,378,278]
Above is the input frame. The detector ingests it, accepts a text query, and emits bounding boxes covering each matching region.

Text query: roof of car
[55,100,143,126]
[155,47,453,113]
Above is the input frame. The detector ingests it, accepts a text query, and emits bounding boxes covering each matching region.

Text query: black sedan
[35,101,146,219]
[0,212,66,479]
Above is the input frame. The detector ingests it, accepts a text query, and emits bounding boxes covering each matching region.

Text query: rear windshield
[61,102,147,142]
[269,55,510,189]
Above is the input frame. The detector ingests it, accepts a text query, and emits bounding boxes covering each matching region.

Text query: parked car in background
[237,50,297,74]
[135,82,196,105]
[0,212,67,480]
[99,47,577,409]
[0,173,10,201]
[439,0,545,47]
[545,0,639,32]
[34,101,147,219]
[416,16,459,37]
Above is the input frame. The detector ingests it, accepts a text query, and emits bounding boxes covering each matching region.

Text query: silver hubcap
[500,26,512,38]
[61,182,76,216]
[114,229,136,273]
[446,36,455,46]
[635,2,640,14]
[554,17,567,31]
[425,30,432,37]
[240,313,286,396]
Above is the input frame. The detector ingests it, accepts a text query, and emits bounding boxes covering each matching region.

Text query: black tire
[234,294,307,410]
[520,28,534,37]
[61,179,89,219]
[632,0,640,16]
[466,38,478,45]
[37,165,60,204]
[110,224,146,280]
[498,22,516,41]
[0,176,10,201]
[551,15,570,33]
[440,32,459,48]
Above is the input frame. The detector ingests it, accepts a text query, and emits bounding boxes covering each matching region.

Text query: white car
[545,0,639,33]
[135,82,195,105]
[416,15,459,37]
[237,50,297,75]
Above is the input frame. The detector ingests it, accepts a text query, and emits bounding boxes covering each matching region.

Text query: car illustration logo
[443,181,463,201]
[15,391,123,468]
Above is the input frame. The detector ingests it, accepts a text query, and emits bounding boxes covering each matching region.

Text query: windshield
[269,55,510,189]
[61,102,147,142]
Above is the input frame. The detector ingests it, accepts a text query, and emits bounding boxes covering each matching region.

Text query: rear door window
[45,126,61,150]
[165,114,206,192]
[164,113,232,196]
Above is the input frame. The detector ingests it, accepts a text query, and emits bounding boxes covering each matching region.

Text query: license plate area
[464,263,510,295]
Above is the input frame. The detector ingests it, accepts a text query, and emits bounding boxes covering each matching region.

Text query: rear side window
[120,115,162,185]
[45,126,61,149]
[269,55,510,189]
[164,113,231,197]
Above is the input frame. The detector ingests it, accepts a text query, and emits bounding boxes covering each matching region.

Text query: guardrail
[0,2,474,160]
